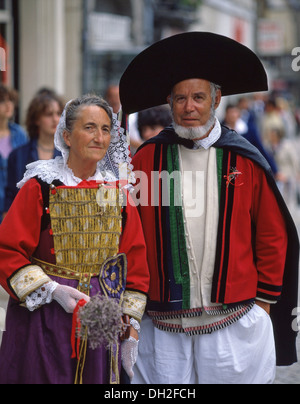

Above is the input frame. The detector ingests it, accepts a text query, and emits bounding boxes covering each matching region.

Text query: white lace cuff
[26,282,58,312]
[130,318,141,333]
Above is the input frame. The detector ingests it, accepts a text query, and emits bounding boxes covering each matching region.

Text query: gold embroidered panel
[49,186,122,278]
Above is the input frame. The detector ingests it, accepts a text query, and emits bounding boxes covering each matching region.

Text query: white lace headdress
[18,99,135,188]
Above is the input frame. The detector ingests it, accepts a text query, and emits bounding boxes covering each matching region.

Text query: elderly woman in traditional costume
[0,94,149,384]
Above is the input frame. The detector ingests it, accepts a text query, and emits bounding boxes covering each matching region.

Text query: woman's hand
[121,315,139,341]
[121,315,140,381]
[52,284,90,313]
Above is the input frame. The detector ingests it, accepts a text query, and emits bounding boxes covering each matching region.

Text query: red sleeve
[132,145,162,302]
[0,179,43,298]
[119,192,150,296]
[251,164,288,301]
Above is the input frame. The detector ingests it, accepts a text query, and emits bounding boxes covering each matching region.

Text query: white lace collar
[17,156,117,189]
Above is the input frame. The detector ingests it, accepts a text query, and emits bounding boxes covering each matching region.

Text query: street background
[274,207,300,384]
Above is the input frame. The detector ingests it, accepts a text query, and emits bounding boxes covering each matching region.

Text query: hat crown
[120,32,268,114]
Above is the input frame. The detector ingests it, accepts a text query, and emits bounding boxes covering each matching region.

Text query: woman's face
[63,105,111,167]
[0,99,15,120]
[36,101,62,138]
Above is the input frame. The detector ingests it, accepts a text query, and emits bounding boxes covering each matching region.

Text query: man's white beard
[173,114,216,141]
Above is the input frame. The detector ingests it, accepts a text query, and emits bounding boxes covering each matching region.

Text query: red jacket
[132,125,299,366]
[133,144,287,306]
[0,178,150,300]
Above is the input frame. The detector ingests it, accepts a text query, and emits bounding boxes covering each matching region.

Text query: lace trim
[101,114,135,185]
[26,282,58,312]
[17,156,117,189]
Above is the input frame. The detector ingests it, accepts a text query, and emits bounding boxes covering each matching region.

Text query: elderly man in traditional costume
[119,32,299,384]
[0,94,149,384]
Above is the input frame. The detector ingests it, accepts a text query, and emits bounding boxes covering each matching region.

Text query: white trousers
[132,305,276,384]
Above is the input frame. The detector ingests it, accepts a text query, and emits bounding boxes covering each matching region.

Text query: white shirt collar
[193,118,222,150]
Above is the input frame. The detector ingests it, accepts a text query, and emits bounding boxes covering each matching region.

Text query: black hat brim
[120,32,268,114]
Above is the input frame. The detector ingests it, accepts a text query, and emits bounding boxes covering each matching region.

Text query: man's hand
[255,300,271,315]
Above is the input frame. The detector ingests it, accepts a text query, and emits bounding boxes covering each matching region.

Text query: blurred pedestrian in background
[223,100,278,175]
[129,105,172,155]
[268,126,300,211]
[105,84,121,114]
[261,98,285,150]
[3,90,64,216]
[137,105,172,142]
[0,85,27,222]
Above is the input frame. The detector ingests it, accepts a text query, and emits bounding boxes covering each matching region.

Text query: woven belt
[30,257,99,281]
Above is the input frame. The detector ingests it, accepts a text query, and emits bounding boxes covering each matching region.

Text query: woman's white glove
[52,284,90,313]
[121,336,139,381]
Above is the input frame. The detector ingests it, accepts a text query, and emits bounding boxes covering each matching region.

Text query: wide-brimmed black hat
[119,32,268,114]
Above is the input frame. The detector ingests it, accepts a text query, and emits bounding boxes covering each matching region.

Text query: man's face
[169,79,221,128]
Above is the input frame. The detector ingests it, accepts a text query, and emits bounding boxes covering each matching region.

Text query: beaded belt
[31,257,99,280]
[31,254,127,300]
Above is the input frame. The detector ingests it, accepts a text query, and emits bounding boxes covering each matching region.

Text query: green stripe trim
[216,148,224,202]
[167,145,182,284]
[168,144,190,309]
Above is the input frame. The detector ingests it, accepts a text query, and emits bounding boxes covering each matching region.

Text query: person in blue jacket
[0,85,28,222]
[4,91,64,216]
[222,101,279,176]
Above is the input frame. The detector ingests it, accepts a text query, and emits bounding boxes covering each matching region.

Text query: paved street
[275,336,300,384]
